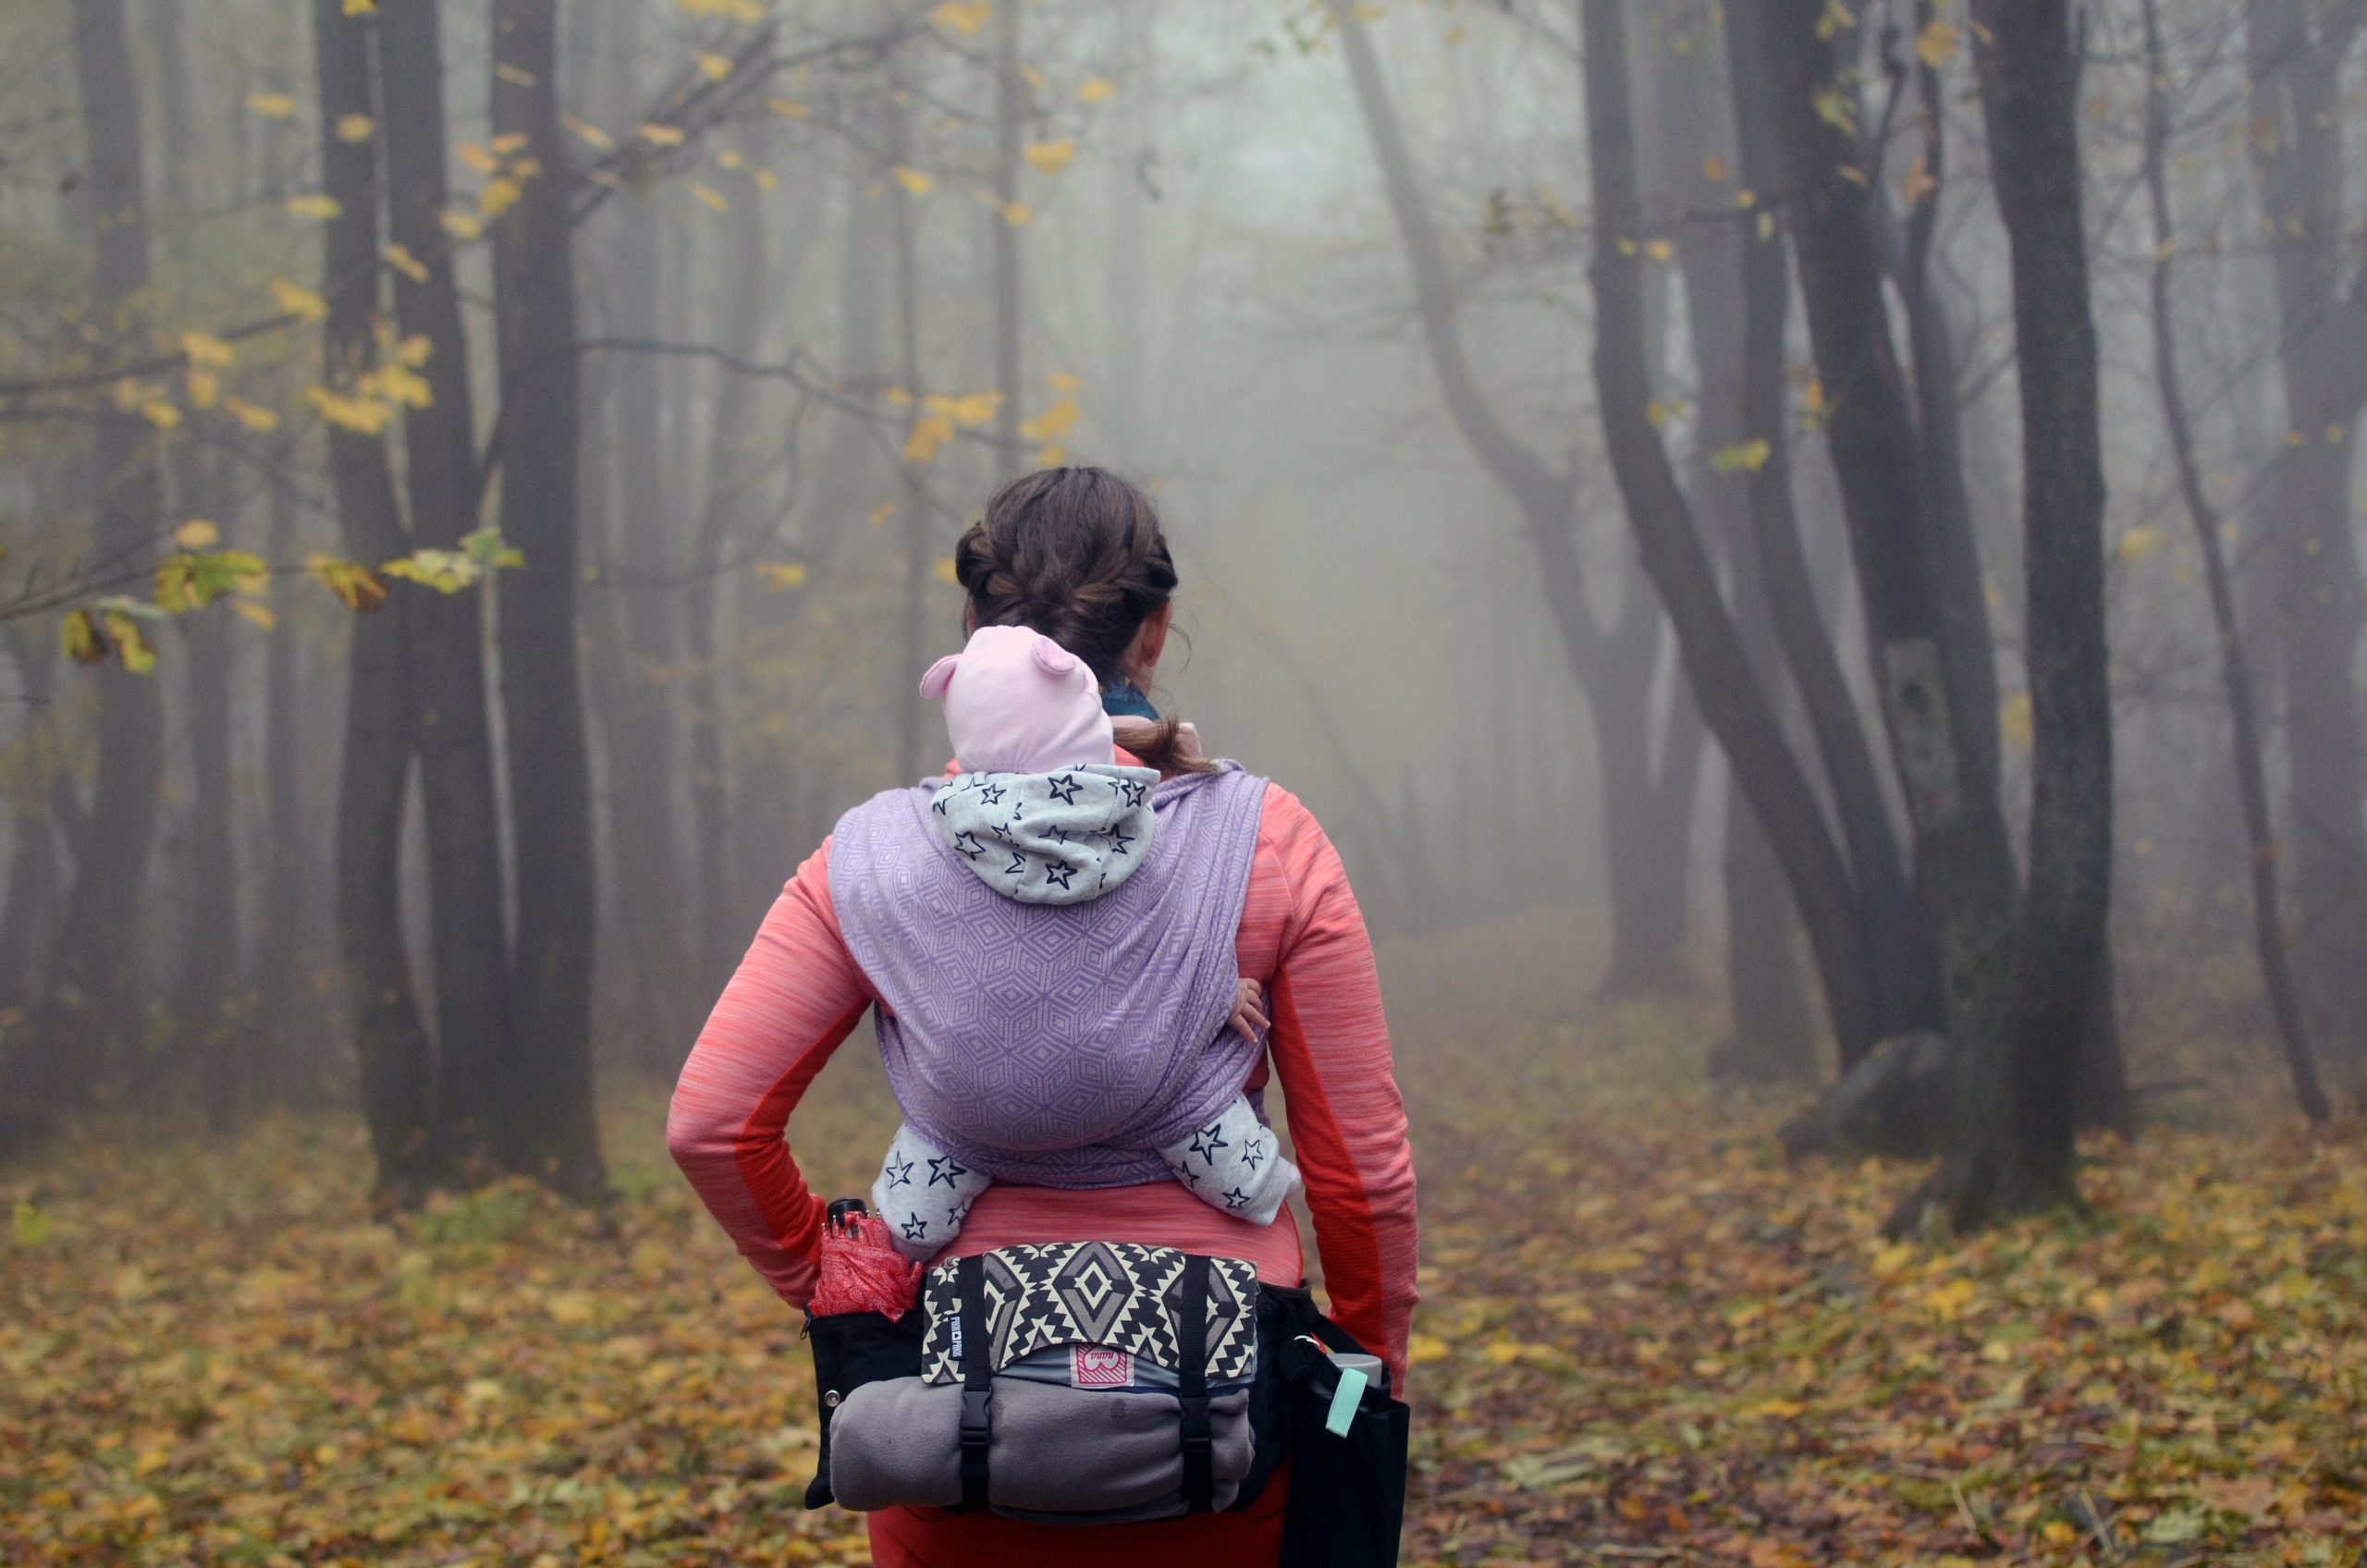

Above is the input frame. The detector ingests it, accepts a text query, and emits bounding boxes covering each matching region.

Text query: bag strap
[958,1253,992,1511]
[1177,1253,1213,1512]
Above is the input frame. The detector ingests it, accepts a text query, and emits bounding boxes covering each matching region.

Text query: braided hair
[951,466,1213,776]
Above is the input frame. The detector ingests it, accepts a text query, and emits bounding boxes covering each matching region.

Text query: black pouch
[1267,1293,1410,1568]
[801,1307,925,1509]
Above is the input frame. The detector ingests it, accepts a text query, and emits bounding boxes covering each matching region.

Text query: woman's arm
[1257,786,1420,1390]
[667,840,874,1308]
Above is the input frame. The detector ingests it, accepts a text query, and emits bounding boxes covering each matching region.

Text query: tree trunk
[1590,588,1699,998]
[1336,1,1771,1024]
[1724,15,1940,1057]
[2141,0,2331,1122]
[1752,0,2019,1056]
[491,0,605,1195]
[312,0,441,1202]
[1647,7,1816,1074]
[1577,0,1881,1061]
[891,95,936,790]
[590,6,698,1059]
[2245,0,2367,1078]
[41,0,166,1104]
[1919,0,2114,1231]
[379,0,514,1158]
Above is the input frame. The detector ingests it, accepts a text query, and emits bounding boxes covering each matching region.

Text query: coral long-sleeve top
[667,778,1417,1564]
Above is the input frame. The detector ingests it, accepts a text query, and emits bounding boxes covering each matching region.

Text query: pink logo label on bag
[1072,1346,1132,1389]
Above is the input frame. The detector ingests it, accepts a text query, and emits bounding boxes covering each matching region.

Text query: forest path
[1,962,2360,1564]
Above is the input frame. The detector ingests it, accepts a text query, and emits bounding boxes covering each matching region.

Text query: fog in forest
[5,1,2367,1556]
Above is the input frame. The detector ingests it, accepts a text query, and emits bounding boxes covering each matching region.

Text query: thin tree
[2140,0,2330,1123]
[39,0,166,1102]
[311,0,441,1201]
[491,0,605,1194]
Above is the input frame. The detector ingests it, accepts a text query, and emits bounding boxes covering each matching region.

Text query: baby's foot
[1160,1096,1300,1227]
[872,1121,994,1262]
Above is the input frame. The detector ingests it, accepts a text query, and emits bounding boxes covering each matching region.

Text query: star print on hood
[929,764,1160,906]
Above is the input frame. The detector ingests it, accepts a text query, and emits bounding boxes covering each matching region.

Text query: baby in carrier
[870,624,1302,1261]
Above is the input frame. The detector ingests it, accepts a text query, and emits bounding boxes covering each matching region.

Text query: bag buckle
[960,1387,992,1449]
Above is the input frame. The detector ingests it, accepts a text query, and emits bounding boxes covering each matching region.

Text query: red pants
[864,1462,1289,1567]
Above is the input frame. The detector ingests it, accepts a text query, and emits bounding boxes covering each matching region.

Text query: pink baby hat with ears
[919,624,1115,775]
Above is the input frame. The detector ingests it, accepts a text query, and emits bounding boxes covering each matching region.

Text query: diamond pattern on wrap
[828,765,1270,1190]
[918,1243,1257,1385]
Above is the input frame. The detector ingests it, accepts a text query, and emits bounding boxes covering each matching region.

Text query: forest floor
[3,924,2363,1566]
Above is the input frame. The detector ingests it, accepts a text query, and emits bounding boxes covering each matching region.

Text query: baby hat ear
[1031,636,1080,676]
[918,653,961,700]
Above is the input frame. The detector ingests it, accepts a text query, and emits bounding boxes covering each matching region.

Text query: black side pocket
[803,1308,925,1509]
[1273,1305,1410,1568]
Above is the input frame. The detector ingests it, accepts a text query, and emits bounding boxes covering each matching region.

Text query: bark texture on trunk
[312,0,440,1201]
[1921,0,2114,1231]
[492,0,605,1195]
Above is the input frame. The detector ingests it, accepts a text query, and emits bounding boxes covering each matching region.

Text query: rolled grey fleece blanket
[828,1378,1253,1516]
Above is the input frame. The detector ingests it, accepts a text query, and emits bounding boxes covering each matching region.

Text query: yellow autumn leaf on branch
[904,412,955,463]
[561,115,614,152]
[337,113,374,142]
[185,369,219,409]
[637,123,686,147]
[286,194,342,222]
[1046,371,1084,393]
[696,53,734,81]
[306,386,392,436]
[767,97,811,118]
[932,557,959,585]
[141,400,183,430]
[174,520,221,551]
[179,332,236,368]
[1024,140,1076,175]
[1711,439,1773,474]
[1019,397,1080,444]
[754,561,808,590]
[867,502,896,528]
[2116,526,2160,563]
[690,183,730,213]
[245,92,297,119]
[1078,78,1118,104]
[100,609,156,675]
[950,391,1003,428]
[1916,19,1961,67]
[930,1,990,36]
[224,398,280,433]
[306,555,388,613]
[60,609,105,666]
[440,209,483,241]
[893,165,933,197]
[383,243,429,284]
[479,178,522,219]
[1813,86,1857,137]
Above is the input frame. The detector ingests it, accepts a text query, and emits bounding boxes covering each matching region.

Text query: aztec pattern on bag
[919,1242,1258,1384]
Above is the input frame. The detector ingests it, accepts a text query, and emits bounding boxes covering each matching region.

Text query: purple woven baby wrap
[828,763,1269,1188]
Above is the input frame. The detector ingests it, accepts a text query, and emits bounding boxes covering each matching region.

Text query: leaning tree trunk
[1752,0,2020,1060]
[1577,0,1883,1063]
[379,0,515,1159]
[1723,20,1941,1059]
[1648,3,1817,1077]
[2141,0,2330,1123]
[2245,0,2367,1078]
[1915,0,2114,1231]
[491,0,605,1196]
[1334,0,1746,1021]
[312,0,442,1202]
[40,0,166,1107]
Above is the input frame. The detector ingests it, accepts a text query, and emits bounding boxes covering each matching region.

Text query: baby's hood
[927,764,1159,906]
[920,624,1113,776]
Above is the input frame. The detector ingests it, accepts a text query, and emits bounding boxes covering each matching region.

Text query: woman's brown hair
[951,466,1215,776]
